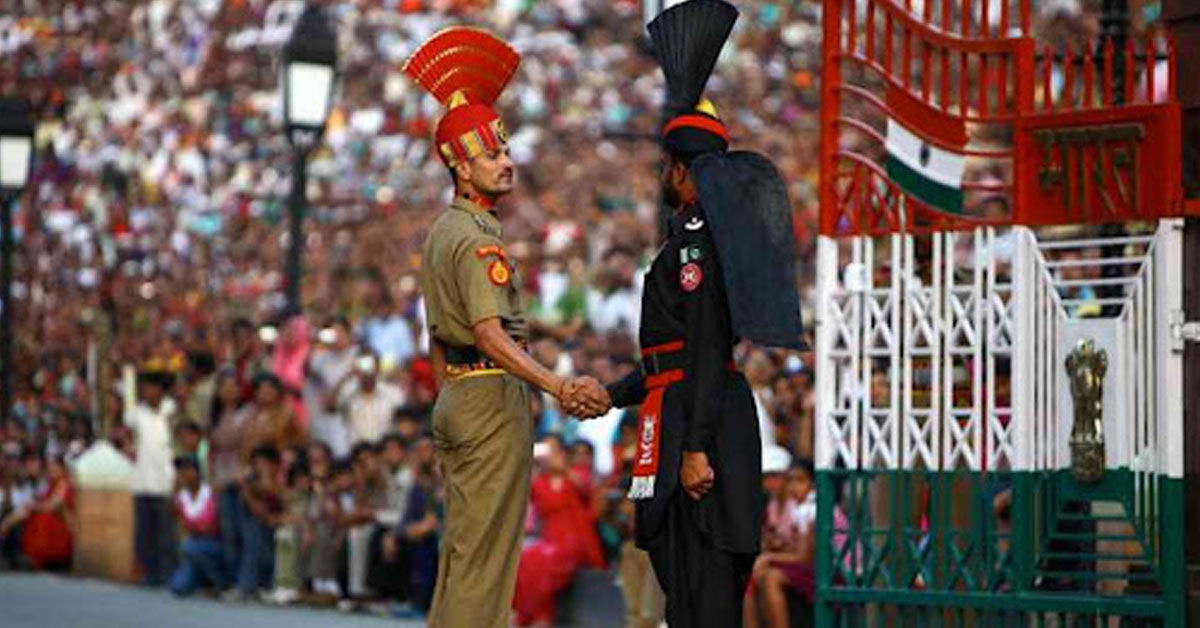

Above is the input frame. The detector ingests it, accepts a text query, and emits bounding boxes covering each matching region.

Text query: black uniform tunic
[607,201,763,627]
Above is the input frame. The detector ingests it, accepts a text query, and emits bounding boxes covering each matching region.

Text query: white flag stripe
[885,118,966,190]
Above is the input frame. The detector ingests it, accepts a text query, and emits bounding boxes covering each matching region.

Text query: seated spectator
[306,442,335,499]
[227,445,283,601]
[745,459,816,628]
[307,458,349,600]
[170,456,225,596]
[616,497,665,628]
[372,434,413,537]
[513,436,605,627]
[368,433,440,617]
[263,461,312,605]
[593,487,625,564]
[340,442,388,608]
[404,433,442,613]
[367,435,411,603]
[0,449,38,569]
[1,455,74,571]
[0,459,14,568]
[392,406,429,444]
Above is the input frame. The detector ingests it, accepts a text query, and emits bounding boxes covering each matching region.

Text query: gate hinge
[1170,310,1200,351]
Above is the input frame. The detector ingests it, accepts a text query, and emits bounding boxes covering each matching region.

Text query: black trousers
[368,528,411,601]
[134,495,177,586]
[646,493,755,628]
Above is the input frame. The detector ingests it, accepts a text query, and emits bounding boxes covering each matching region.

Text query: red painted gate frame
[820,0,1186,237]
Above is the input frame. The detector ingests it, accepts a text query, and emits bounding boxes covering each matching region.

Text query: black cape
[691,150,804,349]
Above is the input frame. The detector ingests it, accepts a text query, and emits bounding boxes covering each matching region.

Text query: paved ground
[0,573,426,628]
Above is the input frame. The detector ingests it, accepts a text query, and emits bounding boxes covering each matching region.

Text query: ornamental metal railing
[814,221,1186,626]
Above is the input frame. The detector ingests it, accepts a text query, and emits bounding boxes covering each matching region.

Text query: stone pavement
[0,573,426,628]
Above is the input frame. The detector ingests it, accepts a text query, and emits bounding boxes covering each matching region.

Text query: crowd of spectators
[0,0,1135,625]
[0,0,826,623]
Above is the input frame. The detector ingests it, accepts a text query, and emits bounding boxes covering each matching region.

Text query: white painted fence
[816,221,1183,482]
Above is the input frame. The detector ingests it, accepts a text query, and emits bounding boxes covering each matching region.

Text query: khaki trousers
[429,373,533,628]
[620,540,666,628]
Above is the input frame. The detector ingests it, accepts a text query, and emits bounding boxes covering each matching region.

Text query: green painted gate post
[1161,476,1186,628]
[1012,473,1035,599]
[816,472,834,628]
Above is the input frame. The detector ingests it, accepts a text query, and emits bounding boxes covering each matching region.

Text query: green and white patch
[884,117,965,214]
[679,245,703,265]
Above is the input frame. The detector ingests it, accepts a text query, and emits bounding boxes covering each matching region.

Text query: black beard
[661,181,681,208]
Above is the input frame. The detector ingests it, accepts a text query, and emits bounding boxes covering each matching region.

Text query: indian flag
[884,86,967,214]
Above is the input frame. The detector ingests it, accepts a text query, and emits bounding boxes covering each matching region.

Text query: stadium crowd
[0,0,1121,625]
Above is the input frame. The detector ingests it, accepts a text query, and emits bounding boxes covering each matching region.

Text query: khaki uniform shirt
[420,196,527,349]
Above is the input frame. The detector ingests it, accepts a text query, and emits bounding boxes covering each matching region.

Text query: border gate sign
[1015,103,1182,226]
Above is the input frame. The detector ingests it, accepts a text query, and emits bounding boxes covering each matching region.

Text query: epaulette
[471,213,501,238]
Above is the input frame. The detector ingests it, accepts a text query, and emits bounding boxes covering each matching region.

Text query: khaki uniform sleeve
[452,234,515,328]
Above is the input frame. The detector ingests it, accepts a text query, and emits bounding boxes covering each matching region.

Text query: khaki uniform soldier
[403,28,610,627]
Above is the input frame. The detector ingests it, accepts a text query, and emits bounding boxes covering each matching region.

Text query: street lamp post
[0,99,34,425]
[282,4,338,313]
[1101,0,1131,103]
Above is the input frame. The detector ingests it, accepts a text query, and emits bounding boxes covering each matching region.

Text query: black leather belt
[443,343,491,366]
[639,340,737,377]
[441,341,525,369]
[641,350,689,376]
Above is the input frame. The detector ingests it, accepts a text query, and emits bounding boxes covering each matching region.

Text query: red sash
[627,341,738,501]
[628,370,685,500]
[628,341,687,501]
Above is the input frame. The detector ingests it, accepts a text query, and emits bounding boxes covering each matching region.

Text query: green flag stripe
[887,156,964,214]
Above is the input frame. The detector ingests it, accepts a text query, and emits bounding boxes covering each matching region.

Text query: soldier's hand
[572,376,611,419]
[681,451,714,500]
[556,377,583,415]
[557,376,611,419]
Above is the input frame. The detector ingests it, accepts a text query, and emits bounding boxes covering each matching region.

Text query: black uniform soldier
[593,1,805,625]
[403,28,607,628]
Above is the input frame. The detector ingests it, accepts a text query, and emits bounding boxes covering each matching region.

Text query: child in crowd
[175,422,208,479]
[341,443,387,610]
[391,407,427,444]
[170,456,224,596]
[308,460,355,601]
[226,445,282,601]
[263,461,312,605]
[745,459,816,628]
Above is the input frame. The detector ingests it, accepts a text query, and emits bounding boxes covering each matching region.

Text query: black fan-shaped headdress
[648,0,738,157]
[648,0,737,118]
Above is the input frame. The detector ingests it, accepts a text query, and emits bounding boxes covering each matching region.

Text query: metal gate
[814,223,1186,626]
[815,0,1188,623]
